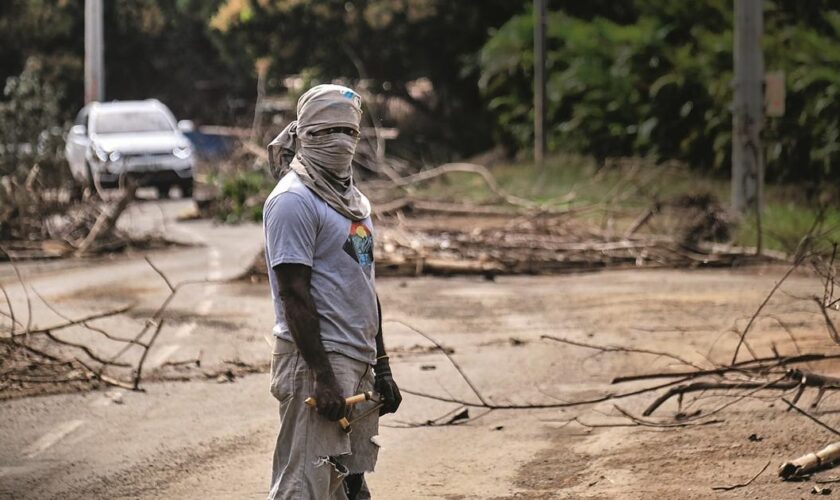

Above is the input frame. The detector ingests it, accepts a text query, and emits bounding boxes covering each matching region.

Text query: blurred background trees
[2,0,840,183]
[479,0,840,183]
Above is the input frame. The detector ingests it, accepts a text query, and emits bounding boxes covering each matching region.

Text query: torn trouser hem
[315,456,350,477]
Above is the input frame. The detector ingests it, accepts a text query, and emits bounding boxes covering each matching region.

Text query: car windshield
[93,110,174,134]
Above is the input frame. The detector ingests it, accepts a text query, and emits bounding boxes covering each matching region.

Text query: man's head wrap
[267,84,370,221]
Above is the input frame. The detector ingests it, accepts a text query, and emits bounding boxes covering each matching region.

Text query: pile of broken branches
[369,163,782,276]
[238,161,784,281]
[1,170,172,260]
[0,256,237,399]
[373,217,770,278]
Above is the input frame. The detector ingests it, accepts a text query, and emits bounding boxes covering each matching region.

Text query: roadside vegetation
[413,156,840,255]
[205,150,838,257]
[479,2,840,185]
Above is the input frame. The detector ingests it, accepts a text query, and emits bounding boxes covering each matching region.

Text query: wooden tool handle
[345,391,374,406]
[338,417,351,433]
[305,391,373,408]
[304,391,373,435]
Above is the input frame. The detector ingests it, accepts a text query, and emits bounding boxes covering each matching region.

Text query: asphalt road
[0,196,834,499]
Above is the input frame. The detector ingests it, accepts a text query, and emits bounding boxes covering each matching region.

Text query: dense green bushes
[0,58,68,187]
[479,1,840,183]
[207,170,273,223]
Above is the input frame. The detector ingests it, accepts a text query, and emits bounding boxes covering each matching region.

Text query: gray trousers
[268,338,379,500]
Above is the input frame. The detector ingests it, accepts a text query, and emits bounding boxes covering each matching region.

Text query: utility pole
[84,0,104,104]
[732,0,764,240]
[533,0,547,166]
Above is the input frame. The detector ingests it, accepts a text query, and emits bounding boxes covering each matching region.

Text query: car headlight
[173,145,192,159]
[92,143,108,162]
[109,150,121,162]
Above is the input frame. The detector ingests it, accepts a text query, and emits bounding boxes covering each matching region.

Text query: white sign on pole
[765,71,785,117]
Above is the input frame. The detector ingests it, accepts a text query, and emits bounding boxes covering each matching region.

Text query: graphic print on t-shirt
[342,222,374,279]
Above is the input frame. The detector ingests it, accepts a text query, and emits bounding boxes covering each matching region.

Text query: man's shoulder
[265,172,317,211]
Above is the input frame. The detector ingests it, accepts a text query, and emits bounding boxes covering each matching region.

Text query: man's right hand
[313,371,346,421]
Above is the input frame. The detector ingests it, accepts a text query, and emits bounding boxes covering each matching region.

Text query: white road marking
[207,246,223,280]
[0,465,36,478]
[175,321,198,338]
[148,344,181,367]
[23,420,84,458]
[169,222,221,315]
[209,248,222,266]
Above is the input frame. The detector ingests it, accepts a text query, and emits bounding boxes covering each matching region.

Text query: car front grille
[122,152,174,163]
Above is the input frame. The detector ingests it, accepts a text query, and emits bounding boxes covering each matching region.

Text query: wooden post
[732,0,764,250]
[252,58,270,142]
[533,0,547,166]
[84,0,104,103]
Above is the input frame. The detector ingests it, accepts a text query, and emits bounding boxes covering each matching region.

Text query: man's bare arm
[274,263,345,421]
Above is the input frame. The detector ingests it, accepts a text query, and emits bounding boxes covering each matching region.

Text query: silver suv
[65,99,195,197]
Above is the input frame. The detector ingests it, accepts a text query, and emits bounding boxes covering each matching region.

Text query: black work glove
[374,357,402,416]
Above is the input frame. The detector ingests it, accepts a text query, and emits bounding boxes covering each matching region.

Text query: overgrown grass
[411,154,840,254]
[734,203,840,255]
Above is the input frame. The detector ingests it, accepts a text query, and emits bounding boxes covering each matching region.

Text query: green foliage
[762,9,840,182]
[479,1,840,183]
[213,170,273,223]
[0,58,68,186]
[105,0,251,124]
[209,0,522,156]
[0,0,247,125]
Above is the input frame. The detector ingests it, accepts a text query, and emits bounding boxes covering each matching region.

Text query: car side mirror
[177,120,195,133]
[70,124,87,136]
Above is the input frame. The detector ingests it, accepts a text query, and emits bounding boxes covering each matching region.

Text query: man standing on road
[263,84,401,500]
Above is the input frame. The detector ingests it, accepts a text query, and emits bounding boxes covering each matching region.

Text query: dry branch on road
[0,255,228,398]
[1,169,180,261]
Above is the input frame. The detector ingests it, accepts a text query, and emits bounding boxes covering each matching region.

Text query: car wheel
[180,181,194,198]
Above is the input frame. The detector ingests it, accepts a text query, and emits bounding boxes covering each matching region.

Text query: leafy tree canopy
[479,0,840,182]
[208,0,523,154]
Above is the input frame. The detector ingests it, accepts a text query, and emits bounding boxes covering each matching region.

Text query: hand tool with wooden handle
[304,391,377,433]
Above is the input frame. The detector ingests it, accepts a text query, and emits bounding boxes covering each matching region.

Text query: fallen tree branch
[780,441,840,480]
[74,188,135,256]
[386,319,489,406]
[781,398,840,437]
[541,334,706,372]
[642,370,840,416]
[712,461,770,491]
[815,296,840,345]
[612,352,840,385]
[9,304,133,339]
[132,318,166,390]
[730,258,803,364]
[613,405,724,428]
[643,379,799,416]
[401,375,693,410]
[385,162,538,209]
[1,255,227,396]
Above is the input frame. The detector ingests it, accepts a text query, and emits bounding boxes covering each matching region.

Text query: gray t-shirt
[263,171,378,364]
